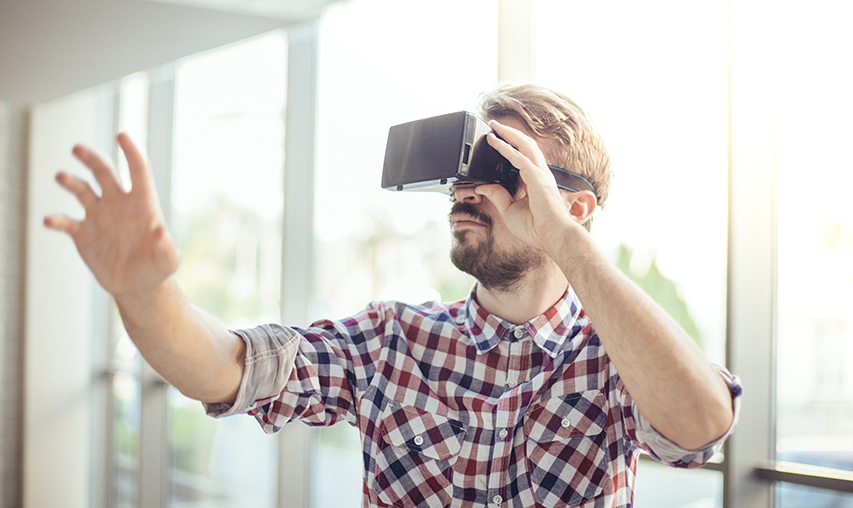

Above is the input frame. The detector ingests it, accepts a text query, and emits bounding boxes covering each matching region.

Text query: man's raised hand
[475,119,583,252]
[44,133,180,297]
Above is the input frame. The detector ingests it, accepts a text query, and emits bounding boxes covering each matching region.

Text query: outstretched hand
[474,119,589,254]
[44,133,180,298]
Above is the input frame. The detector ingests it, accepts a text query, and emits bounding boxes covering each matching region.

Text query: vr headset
[381,111,597,198]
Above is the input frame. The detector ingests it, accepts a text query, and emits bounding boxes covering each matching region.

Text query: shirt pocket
[373,400,467,507]
[523,389,612,507]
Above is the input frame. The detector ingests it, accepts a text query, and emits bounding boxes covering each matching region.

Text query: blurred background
[1,0,851,507]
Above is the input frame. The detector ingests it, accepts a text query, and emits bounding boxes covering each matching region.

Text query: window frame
[726,0,853,502]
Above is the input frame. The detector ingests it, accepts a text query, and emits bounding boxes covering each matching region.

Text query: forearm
[115,277,246,404]
[551,226,733,450]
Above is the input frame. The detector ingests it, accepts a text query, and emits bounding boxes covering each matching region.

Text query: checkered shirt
[205,286,742,507]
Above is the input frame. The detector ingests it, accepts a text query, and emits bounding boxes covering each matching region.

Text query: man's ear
[565,190,597,225]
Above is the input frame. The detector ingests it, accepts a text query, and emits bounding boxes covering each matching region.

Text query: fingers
[487,123,558,193]
[486,131,527,169]
[43,214,81,236]
[117,133,151,194]
[488,120,548,169]
[72,144,123,196]
[55,171,99,210]
[487,132,551,190]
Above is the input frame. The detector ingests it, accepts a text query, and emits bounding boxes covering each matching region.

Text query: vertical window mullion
[724,0,777,505]
[497,0,535,83]
[138,64,177,508]
[278,22,320,508]
[92,82,120,508]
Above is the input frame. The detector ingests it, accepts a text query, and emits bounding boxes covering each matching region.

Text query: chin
[451,229,472,246]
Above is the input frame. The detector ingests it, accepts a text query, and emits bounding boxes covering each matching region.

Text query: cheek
[490,222,524,248]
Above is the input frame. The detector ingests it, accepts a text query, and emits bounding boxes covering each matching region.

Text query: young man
[46,84,740,507]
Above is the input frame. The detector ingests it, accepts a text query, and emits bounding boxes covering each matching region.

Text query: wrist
[547,222,601,284]
[114,277,179,314]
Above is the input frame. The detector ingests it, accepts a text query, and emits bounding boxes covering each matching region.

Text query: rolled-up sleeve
[203,324,300,418]
[632,365,743,467]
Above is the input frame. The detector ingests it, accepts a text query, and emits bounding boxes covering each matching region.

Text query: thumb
[475,183,516,217]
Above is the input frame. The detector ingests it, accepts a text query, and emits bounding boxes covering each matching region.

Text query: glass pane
[777,483,853,508]
[634,459,722,508]
[312,424,363,508]
[311,1,498,506]
[112,317,141,372]
[535,0,729,366]
[116,72,149,191]
[110,324,142,507]
[167,387,278,507]
[168,31,287,507]
[775,0,853,482]
[112,372,141,508]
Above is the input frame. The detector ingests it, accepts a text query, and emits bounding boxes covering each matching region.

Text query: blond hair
[478,84,613,214]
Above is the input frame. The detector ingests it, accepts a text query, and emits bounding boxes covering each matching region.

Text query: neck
[474,260,569,325]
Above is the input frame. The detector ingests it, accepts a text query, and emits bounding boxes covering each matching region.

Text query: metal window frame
[755,463,853,495]
[722,0,778,505]
[277,21,319,508]
[136,63,176,508]
[498,0,535,83]
[91,83,120,508]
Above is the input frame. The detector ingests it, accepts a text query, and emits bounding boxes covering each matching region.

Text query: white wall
[24,86,114,508]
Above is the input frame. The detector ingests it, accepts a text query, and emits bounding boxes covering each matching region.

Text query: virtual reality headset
[381,110,597,198]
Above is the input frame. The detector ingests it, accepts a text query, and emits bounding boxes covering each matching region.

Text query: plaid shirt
[206,286,741,507]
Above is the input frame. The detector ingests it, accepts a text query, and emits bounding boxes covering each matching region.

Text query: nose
[451,184,483,204]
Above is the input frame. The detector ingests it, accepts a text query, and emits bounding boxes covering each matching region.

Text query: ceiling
[0,0,337,103]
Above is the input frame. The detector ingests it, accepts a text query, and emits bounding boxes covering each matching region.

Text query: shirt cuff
[635,365,743,467]
[203,324,300,418]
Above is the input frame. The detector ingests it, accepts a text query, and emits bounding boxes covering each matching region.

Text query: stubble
[449,202,546,292]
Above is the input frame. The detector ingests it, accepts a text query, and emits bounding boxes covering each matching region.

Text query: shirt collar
[461,284,586,358]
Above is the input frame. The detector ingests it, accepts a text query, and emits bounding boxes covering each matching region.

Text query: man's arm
[45,133,245,404]
[478,120,734,451]
[114,278,245,404]
[548,226,733,450]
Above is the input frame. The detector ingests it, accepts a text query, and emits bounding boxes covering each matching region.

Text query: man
[46,84,740,507]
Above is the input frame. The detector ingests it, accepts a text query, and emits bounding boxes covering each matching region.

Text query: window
[101,31,288,507]
[169,31,287,507]
[774,1,853,506]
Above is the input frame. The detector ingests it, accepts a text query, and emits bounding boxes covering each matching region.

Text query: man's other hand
[44,133,180,297]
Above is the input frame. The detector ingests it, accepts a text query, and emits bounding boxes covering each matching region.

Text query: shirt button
[492,494,503,505]
[561,417,572,428]
[413,435,424,446]
[513,328,524,339]
[498,429,509,440]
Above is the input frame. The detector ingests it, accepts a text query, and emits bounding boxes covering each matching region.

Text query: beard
[449,201,547,292]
